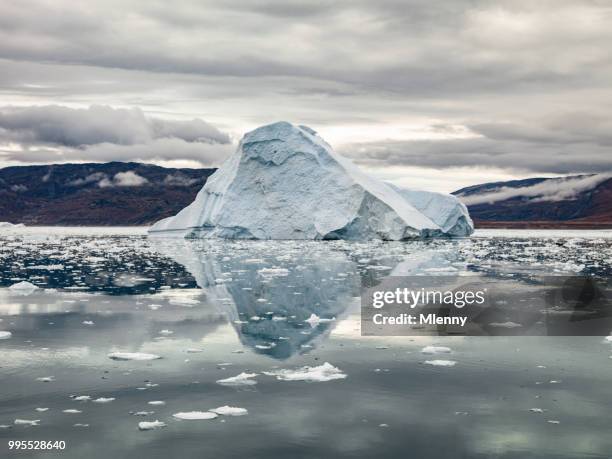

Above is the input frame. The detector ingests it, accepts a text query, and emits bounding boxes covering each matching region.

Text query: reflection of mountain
[153,240,360,359]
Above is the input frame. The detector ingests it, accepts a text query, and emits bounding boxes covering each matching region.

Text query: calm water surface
[1,228,611,459]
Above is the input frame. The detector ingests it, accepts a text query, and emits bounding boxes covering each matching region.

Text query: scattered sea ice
[424,360,456,367]
[108,352,161,361]
[172,411,218,420]
[93,397,115,403]
[210,406,248,416]
[0,331,12,339]
[72,395,91,401]
[138,420,166,431]
[263,362,346,382]
[216,372,258,386]
[131,411,154,416]
[421,346,452,354]
[148,401,165,406]
[62,409,82,414]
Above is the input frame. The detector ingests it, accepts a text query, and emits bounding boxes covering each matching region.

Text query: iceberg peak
[149,122,473,239]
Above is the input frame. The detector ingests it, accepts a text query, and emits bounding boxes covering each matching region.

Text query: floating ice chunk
[263,362,346,382]
[304,313,335,327]
[489,321,522,328]
[92,397,115,403]
[14,419,40,426]
[210,406,248,416]
[216,372,258,386]
[82,321,94,326]
[36,376,55,382]
[421,346,452,354]
[72,395,91,401]
[62,409,82,414]
[379,423,389,427]
[132,411,154,416]
[255,343,276,350]
[35,408,49,412]
[9,281,39,294]
[424,360,456,367]
[0,331,12,339]
[159,329,173,336]
[547,420,560,424]
[172,411,218,420]
[138,420,166,431]
[604,336,612,343]
[186,348,204,353]
[148,401,165,406]
[108,352,161,361]
[258,268,289,277]
[74,423,89,427]
[529,408,544,413]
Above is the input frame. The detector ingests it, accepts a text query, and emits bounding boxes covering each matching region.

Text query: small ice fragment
[375,346,389,350]
[263,362,346,382]
[72,395,91,401]
[35,408,49,412]
[132,411,154,416]
[379,423,389,427]
[74,423,89,427]
[0,331,12,339]
[255,343,276,350]
[14,419,40,426]
[92,397,115,403]
[186,348,204,353]
[108,352,161,361]
[547,420,560,424]
[172,411,218,420]
[304,313,335,327]
[529,408,544,413]
[424,360,456,367]
[210,406,248,416]
[36,376,55,382]
[148,401,165,406]
[138,420,166,431]
[82,321,94,325]
[421,346,452,354]
[62,409,82,414]
[159,329,173,335]
[216,372,258,386]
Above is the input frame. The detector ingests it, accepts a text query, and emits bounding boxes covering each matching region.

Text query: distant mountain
[453,174,612,228]
[0,162,215,225]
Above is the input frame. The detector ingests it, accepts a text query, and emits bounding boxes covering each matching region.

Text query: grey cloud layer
[0,0,611,175]
[0,105,230,147]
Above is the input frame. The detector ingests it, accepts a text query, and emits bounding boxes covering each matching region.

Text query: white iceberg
[9,281,39,295]
[0,222,25,229]
[149,122,473,240]
[263,362,346,382]
[0,331,12,340]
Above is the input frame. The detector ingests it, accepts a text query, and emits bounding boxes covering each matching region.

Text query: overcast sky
[0,0,610,192]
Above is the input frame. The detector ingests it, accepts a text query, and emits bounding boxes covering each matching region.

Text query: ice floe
[421,346,452,354]
[138,420,166,431]
[108,352,161,361]
[0,331,12,339]
[92,397,115,403]
[210,406,248,416]
[424,360,456,367]
[172,411,218,420]
[148,401,165,406]
[216,372,258,386]
[263,362,346,382]
[14,419,40,426]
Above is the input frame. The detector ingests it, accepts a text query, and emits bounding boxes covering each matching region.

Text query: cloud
[99,171,149,187]
[0,105,230,147]
[457,174,611,205]
[163,173,201,187]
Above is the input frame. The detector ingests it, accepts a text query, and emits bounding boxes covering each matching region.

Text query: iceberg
[149,122,473,240]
